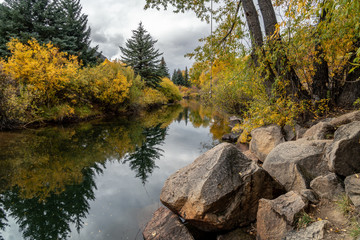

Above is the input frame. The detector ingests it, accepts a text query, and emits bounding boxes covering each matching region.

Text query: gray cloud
[81,0,209,72]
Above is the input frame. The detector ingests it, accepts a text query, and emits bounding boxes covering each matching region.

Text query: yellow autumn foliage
[78,59,135,109]
[2,39,80,105]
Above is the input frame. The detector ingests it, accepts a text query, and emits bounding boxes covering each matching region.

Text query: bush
[2,39,80,106]
[158,77,182,102]
[139,87,167,107]
[78,59,137,111]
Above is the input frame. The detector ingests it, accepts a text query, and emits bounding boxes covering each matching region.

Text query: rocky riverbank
[143,110,360,239]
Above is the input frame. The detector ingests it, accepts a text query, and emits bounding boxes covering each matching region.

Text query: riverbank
[143,110,360,239]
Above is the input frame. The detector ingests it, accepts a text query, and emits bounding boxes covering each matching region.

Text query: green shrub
[159,77,182,102]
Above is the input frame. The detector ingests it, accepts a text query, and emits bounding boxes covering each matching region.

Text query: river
[0,101,230,240]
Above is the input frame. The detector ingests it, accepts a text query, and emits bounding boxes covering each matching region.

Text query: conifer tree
[159,57,170,78]
[120,22,163,88]
[184,66,189,87]
[0,0,100,65]
[171,69,177,85]
[53,0,99,65]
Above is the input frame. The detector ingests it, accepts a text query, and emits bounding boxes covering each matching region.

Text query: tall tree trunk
[258,0,310,100]
[312,8,330,101]
[240,0,263,48]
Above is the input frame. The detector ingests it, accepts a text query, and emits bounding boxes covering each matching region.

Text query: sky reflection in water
[0,101,229,240]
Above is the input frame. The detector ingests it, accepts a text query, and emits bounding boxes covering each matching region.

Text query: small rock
[329,110,360,128]
[143,207,195,240]
[344,174,360,207]
[250,124,285,162]
[256,191,308,240]
[222,133,240,143]
[310,173,345,201]
[229,116,242,128]
[303,122,334,140]
[295,125,307,140]
[160,143,285,232]
[327,121,360,177]
[283,125,296,141]
[300,189,319,204]
[284,220,329,240]
[263,140,331,192]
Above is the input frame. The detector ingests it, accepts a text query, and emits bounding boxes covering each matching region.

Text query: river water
[0,101,229,240]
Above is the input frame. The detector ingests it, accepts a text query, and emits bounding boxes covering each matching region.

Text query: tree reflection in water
[0,100,230,239]
[2,164,102,240]
[123,124,167,184]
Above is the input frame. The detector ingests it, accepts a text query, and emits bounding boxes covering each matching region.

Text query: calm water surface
[0,101,229,240]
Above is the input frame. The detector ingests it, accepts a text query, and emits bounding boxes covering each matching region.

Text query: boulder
[310,173,345,201]
[160,143,285,232]
[263,140,330,192]
[327,121,360,177]
[143,207,194,240]
[329,110,360,128]
[249,125,285,162]
[303,122,334,140]
[217,228,255,240]
[256,191,308,240]
[344,174,360,207]
[284,220,329,240]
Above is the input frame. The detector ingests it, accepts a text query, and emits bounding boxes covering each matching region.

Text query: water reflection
[2,165,102,240]
[123,125,167,184]
[0,100,230,239]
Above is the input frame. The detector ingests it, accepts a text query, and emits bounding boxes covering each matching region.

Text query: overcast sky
[80,0,210,73]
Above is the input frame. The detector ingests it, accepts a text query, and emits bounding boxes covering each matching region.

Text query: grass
[336,194,360,239]
[296,211,315,229]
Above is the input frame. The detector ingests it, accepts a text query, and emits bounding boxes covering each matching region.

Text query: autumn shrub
[0,65,37,127]
[78,59,136,111]
[158,77,182,103]
[2,39,80,106]
[139,87,167,107]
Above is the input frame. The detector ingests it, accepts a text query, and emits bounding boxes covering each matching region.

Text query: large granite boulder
[310,173,345,201]
[303,122,334,140]
[160,143,285,232]
[249,124,285,162]
[284,220,329,240]
[344,174,360,207]
[329,110,360,128]
[263,140,330,192]
[143,207,195,240]
[256,191,308,240]
[327,121,360,177]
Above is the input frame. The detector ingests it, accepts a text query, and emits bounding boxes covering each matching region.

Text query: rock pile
[143,110,360,239]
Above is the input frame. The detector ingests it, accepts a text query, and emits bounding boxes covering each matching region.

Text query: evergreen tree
[176,69,184,86]
[120,22,163,88]
[184,66,189,87]
[0,0,100,65]
[0,0,58,57]
[159,57,170,78]
[53,0,99,65]
[171,69,177,85]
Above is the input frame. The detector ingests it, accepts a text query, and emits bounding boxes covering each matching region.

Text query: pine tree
[171,69,178,85]
[176,69,184,86]
[0,0,100,65]
[184,66,189,87]
[53,0,99,65]
[0,0,58,57]
[120,22,163,88]
[159,57,170,78]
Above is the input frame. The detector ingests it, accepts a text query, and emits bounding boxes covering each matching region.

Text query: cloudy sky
[80,0,211,72]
